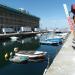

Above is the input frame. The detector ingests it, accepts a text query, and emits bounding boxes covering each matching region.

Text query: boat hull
[40,37,63,46]
[15,51,47,61]
[9,55,29,64]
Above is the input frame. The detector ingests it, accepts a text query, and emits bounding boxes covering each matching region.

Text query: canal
[0,34,62,75]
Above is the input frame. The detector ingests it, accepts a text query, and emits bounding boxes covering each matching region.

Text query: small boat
[9,55,29,63]
[40,37,63,46]
[15,51,47,61]
[56,32,68,40]
[10,36,19,41]
[36,33,42,37]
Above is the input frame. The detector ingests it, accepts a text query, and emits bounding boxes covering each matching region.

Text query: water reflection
[2,41,14,46]
[2,37,40,50]
[17,37,32,44]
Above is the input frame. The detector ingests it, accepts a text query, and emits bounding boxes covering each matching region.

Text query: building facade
[0,4,40,32]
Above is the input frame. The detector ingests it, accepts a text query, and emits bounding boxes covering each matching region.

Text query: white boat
[40,37,63,45]
[15,51,47,61]
[10,36,19,41]
[36,33,42,37]
[56,33,68,40]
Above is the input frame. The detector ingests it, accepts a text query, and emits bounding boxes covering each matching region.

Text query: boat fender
[5,53,9,60]
[10,52,15,58]
[14,47,19,53]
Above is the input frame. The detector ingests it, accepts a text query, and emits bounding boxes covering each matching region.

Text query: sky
[0,0,75,30]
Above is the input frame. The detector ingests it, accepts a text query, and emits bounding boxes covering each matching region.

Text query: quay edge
[0,31,48,40]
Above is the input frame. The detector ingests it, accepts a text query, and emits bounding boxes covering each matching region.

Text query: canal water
[0,34,62,75]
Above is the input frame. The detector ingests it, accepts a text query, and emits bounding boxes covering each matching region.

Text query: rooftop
[0,4,40,19]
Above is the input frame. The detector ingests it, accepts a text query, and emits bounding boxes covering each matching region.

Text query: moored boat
[15,51,47,61]
[10,36,19,41]
[40,37,63,46]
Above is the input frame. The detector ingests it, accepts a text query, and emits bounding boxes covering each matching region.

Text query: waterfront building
[0,4,40,32]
